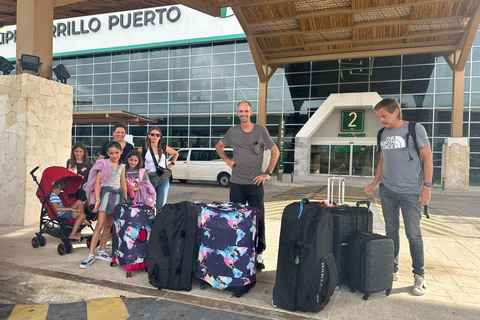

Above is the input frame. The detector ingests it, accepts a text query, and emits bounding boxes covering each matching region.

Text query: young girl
[80,141,127,269]
[125,150,150,201]
[66,142,92,202]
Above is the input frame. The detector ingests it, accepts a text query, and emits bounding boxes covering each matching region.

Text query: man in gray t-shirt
[365,98,433,296]
[216,101,280,270]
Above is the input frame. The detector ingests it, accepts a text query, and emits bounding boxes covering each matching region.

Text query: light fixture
[18,54,42,76]
[0,56,14,75]
[53,64,70,84]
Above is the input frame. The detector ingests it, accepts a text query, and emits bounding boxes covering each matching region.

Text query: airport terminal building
[1,5,479,184]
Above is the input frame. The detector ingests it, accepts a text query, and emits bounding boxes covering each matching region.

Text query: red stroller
[30,166,95,255]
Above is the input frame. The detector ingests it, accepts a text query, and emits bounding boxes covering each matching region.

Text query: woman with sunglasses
[138,127,178,211]
[98,123,134,162]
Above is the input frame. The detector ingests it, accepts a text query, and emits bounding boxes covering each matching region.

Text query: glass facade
[65,30,480,185]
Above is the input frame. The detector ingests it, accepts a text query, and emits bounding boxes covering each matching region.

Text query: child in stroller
[49,179,90,241]
[30,166,94,255]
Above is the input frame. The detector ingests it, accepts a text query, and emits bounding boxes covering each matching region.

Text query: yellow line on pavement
[8,304,49,320]
[87,297,129,320]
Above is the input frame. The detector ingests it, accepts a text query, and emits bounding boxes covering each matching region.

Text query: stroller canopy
[36,166,84,201]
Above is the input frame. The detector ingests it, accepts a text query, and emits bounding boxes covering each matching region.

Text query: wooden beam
[232,6,269,82]
[451,50,465,137]
[54,0,89,7]
[267,67,277,82]
[175,0,222,17]
[268,44,456,66]
[455,0,480,71]
[266,40,457,61]
[261,29,463,53]
[443,54,455,71]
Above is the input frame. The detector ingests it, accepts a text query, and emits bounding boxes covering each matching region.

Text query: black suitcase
[330,205,372,283]
[347,201,394,300]
[272,199,337,312]
[147,201,199,291]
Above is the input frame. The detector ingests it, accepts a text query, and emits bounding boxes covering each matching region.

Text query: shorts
[58,210,75,220]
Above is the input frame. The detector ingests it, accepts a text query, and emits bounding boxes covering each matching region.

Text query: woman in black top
[98,123,134,162]
[66,141,92,201]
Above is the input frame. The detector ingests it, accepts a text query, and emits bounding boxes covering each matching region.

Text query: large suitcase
[195,202,257,298]
[147,201,199,291]
[111,203,155,277]
[272,199,337,312]
[347,201,394,300]
[326,177,373,284]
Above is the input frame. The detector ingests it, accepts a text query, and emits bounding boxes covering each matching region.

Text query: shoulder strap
[376,128,385,152]
[149,147,160,167]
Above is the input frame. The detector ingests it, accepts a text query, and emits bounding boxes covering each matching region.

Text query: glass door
[329,145,351,175]
[352,145,374,176]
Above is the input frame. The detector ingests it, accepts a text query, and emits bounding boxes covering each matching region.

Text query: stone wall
[0,74,73,225]
[442,138,470,190]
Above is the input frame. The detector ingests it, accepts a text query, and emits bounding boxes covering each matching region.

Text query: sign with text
[341,110,364,132]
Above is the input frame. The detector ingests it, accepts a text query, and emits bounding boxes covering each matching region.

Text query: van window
[191,150,211,161]
[177,150,189,161]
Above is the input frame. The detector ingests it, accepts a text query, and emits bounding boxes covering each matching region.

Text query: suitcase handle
[355,201,370,234]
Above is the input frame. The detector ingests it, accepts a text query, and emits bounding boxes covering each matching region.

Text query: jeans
[379,184,424,276]
[229,182,266,254]
[151,178,170,212]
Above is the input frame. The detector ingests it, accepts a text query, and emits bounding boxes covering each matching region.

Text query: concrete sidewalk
[0,183,479,320]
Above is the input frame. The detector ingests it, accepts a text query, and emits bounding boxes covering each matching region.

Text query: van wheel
[179,179,188,183]
[217,173,230,187]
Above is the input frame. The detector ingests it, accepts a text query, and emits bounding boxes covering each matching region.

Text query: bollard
[441,177,445,190]
[291,171,294,183]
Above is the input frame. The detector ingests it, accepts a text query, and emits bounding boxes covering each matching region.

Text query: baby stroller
[30,166,95,255]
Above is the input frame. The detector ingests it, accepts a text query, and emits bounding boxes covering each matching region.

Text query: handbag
[149,147,171,180]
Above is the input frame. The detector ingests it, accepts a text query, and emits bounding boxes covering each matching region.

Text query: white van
[170,148,233,187]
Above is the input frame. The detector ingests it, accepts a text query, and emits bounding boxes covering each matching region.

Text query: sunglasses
[149,133,161,137]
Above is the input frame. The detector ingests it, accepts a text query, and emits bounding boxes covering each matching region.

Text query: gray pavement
[0,179,480,319]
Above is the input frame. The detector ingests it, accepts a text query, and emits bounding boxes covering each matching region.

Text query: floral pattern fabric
[195,202,257,290]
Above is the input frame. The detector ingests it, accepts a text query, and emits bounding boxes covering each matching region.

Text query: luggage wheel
[363,293,370,301]
[386,289,391,296]
[335,284,340,291]
[110,262,117,267]
[271,299,278,308]
[126,271,131,278]
[200,283,205,290]
[350,288,355,293]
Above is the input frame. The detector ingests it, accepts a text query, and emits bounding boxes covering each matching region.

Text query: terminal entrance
[310,144,378,177]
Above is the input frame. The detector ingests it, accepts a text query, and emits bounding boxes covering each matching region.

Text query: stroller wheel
[38,235,46,247]
[57,243,66,255]
[31,237,39,248]
[86,238,100,249]
[65,241,73,254]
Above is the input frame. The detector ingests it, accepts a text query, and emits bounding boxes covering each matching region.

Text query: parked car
[169,148,233,187]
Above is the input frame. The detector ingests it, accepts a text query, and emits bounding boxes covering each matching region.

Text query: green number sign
[341,110,364,132]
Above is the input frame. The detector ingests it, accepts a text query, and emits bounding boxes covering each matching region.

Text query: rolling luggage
[148,201,199,291]
[348,201,394,300]
[195,202,257,298]
[272,199,337,312]
[111,203,155,277]
[327,178,373,284]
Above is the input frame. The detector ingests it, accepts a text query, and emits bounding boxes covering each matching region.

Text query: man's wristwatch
[423,182,432,188]
[264,169,271,176]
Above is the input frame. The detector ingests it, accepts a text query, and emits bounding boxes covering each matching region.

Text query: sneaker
[393,270,400,281]
[79,253,95,269]
[105,241,112,249]
[256,254,265,271]
[95,249,112,262]
[412,274,426,296]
